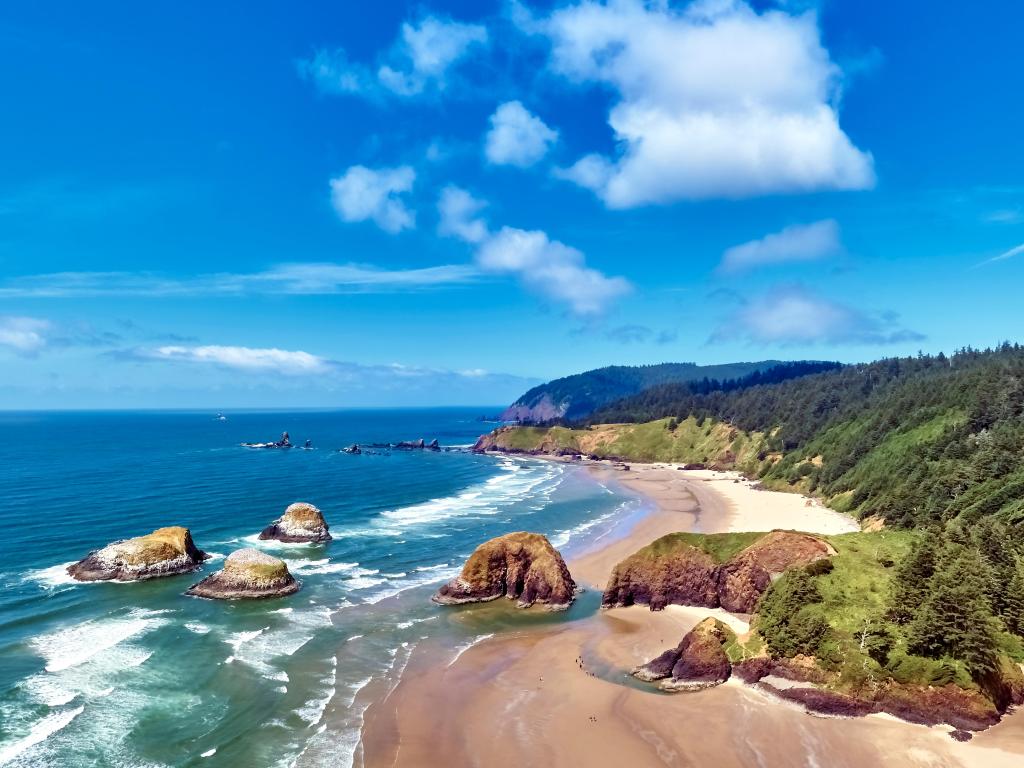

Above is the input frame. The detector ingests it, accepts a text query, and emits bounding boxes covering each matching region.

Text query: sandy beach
[358,461,1024,768]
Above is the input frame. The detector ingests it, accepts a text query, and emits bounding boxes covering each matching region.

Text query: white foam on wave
[0,705,85,764]
[288,560,361,576]
[361,566,459,605]
[549,505,624,550]
[201,747,217,758]
[395,616,437,630]
[295,656,339,727]
[185,622,211,635]
[376,458,563,530]
[24,562,79,590]
[31,609,171,673]
[447,634,494,668]
[345,576,387,591]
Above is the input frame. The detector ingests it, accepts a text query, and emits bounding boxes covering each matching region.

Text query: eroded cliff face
[259,502,331,543]
[499,394,567,423]
[67,526,209,582]
[186,548,299,600]
[633,617,733,691]
[433,532,577,610]
[603,530,833,612]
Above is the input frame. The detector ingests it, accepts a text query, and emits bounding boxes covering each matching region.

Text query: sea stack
[67,526,209,582]
[633,617,733,691]
[433,531,577,610]
[186,548,299,599]
[258,502,331,543]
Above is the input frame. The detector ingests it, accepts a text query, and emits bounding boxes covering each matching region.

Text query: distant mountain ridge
[501,361,826,422]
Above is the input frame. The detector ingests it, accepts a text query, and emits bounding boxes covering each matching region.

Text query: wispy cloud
[0,262,480,298]
[116,342,538,390]
[978,242,1024,266]
[710,285,924,346]
[718,220,842,274]
[604,324,678,345]
[298,15,488,99]
[0,316,50,355]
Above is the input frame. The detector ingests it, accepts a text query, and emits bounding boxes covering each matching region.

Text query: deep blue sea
[0,409,642,767]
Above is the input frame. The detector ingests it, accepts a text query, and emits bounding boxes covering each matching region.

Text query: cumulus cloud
[711,285,924,346]
[437,185,489,243]
[299,16,488,98]
[0,316,50,354]
[718,219,842,273]
[329,166,416,233]
[484,101,558,167]
[531,0,874,207]
[0,263,477,298]
[477,226,631,316]
[436,186,629,315]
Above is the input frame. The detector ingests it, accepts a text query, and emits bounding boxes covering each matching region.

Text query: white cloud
[144,345,331,375]
[436,186,628,315]
[329,166,416,233]
[437,185,489,244]
[533,0,874,207]
[0,263,478,298]
[477,226,630,316]
[0,316,50,354]
[718,219,841,273]
[484,101,558,167]
[711,285,924,346]
[981,242,1024,265]
[299,16,487,98]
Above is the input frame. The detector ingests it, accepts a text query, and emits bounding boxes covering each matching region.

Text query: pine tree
[1005,566,1024,636]
[907,546,999,677]
[888,534,939,624]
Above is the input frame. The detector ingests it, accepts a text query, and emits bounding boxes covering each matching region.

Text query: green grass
[633,531,766,563]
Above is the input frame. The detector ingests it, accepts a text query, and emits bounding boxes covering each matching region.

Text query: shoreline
[356,458,1024,768]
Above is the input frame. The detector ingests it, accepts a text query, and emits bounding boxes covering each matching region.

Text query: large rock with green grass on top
[258,502,331,543]
[67,526,209,582]
[186,548,299,599]
[433,531,577,610]
[602,530,834,613]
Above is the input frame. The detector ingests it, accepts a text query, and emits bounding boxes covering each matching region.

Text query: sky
[1,0,1023,409]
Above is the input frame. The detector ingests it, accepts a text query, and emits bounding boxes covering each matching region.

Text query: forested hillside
[584,345,1024,531]
[500,360,838,422]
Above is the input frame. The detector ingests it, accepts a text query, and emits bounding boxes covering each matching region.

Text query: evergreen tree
[888,534,939,624]
[1005,566,1024,636]
[907,546,1000,677]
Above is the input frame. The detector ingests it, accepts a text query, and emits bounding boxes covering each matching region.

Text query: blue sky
[1,0,1023,408]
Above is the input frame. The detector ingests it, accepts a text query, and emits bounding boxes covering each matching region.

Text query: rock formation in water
[186,548,299,599]
[258,502,331,543]
[67,526,209,582]
[433,531,577,610]
[602,530,834,612]
[633,617,733,691]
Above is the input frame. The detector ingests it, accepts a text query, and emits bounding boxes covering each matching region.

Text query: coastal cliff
[602,530,831,612]
[186,548,299,599]
[433,531,577,609]
[67,526,209,582]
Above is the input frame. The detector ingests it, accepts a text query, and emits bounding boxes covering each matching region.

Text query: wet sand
[359,461,1024,768]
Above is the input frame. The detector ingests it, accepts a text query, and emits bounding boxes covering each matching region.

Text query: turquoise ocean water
[0,409,642,767]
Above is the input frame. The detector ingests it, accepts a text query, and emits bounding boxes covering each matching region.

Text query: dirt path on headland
[358,462,1024,768]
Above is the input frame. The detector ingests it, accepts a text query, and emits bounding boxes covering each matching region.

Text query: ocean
[0,409,643,767]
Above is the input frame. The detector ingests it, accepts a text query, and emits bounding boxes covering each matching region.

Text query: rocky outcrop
[258,502,331,543]
[603,530,833,612]
[433,532,577,610]
[717,531,834,612]
[633,617,733,691]
[67,526,209,582]
[186,548,299,599]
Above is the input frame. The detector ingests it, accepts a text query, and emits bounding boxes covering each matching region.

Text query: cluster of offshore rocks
[340,438,444,455]
[65,502,331,600]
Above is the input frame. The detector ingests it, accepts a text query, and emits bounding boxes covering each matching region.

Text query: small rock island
[186,548,300,599]
[633,617,734,691]
[433,531,577,610]
[258,502,331,543]
[67,526,209,582]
